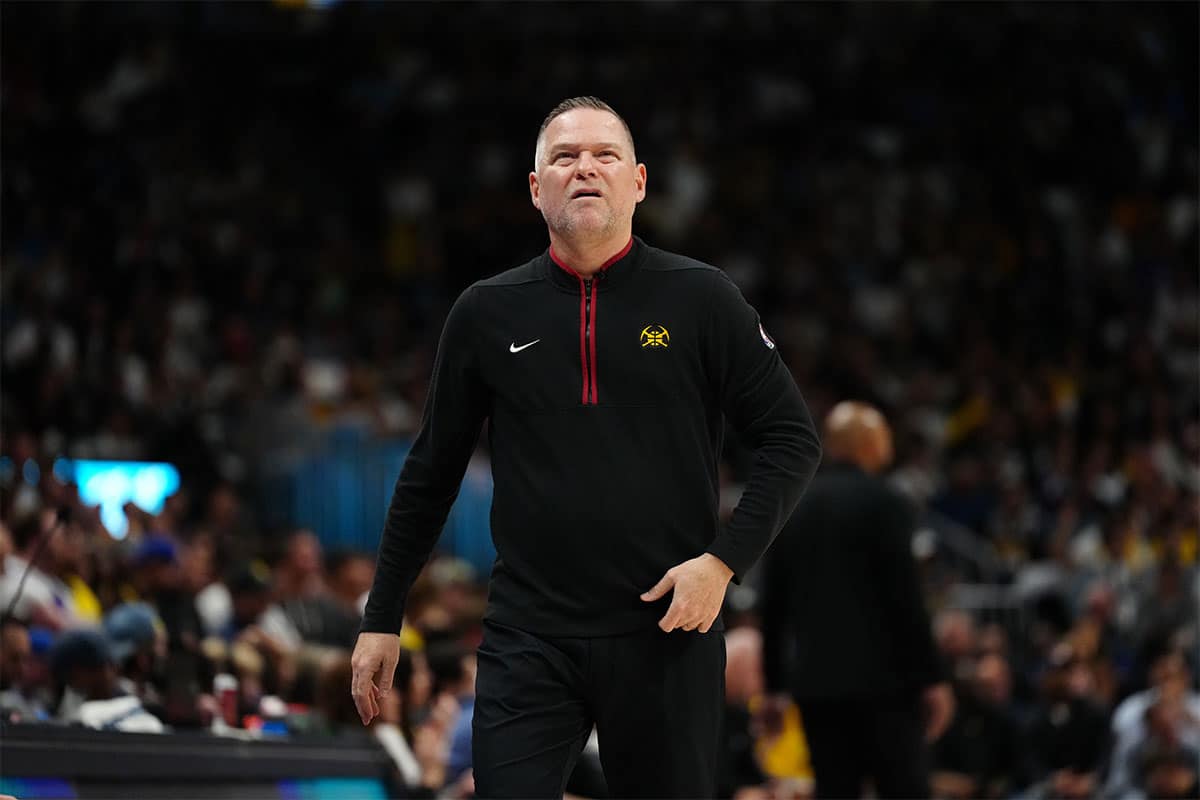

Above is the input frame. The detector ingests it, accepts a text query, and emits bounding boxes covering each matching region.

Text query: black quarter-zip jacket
[362,236,822,637]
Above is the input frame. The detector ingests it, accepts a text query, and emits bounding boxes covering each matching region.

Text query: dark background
[1,2,1197,799]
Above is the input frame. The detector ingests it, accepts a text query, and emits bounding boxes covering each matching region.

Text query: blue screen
[276,777,389,799]
[0,777,77,798]
[65,459,181,539]
[0,777,389,799]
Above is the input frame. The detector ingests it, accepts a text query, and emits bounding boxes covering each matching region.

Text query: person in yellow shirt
[722,626,815,799]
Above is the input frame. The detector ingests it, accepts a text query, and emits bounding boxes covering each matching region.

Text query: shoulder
[639,245,740,309]
[473,257,543,291]
[640,244,722,276]
[446,258,542,317]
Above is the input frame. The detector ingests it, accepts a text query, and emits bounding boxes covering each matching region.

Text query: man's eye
[554,153,574,162]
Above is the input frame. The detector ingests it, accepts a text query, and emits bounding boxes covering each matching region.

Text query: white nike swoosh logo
[509,339,540,353]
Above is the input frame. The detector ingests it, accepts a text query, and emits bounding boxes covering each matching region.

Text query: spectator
[1106,649,1200,799]
[306,650,465,798]
[1130,559,1198,660]
[1127,696,1200,800]
[426,639,477,786]
[424,557,486,639]
[935,609,979,686]
[0,510,82,630]
[179,532,221,598]
[326,550,375,619]
[0,617,49,721]
[273,531,359,649]
[49,628,163,733]
[126,535,205,658]
[193,536,235,638]
[311,653,363,732]
[103,602,166,709]
[274,530,326,601]
[215,562,295,645]
[931,653,1025,800]
[718,627,771,799]
[1026,642,1109,800]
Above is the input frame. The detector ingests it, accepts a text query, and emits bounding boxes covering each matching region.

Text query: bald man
[761,401,954,799]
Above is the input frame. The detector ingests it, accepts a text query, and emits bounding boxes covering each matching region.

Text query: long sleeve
[703,271,822,582]
[361,286,490,634]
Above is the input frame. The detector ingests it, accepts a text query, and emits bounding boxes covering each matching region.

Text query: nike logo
[509,339,540,353]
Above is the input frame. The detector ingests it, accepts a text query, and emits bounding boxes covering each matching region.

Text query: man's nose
[575,151,598,176]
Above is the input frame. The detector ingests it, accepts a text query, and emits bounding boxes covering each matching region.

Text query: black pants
[472,619,725,799]
[799,693,930,799]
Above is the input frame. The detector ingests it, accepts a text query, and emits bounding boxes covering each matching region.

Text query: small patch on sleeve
[759,321,776,349]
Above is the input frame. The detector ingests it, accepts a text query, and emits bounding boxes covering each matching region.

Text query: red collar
[549,237,634,279]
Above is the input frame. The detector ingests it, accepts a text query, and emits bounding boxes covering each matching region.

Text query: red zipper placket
[550,238,632,405]
[577,278,590,403]
[587,277,598,404]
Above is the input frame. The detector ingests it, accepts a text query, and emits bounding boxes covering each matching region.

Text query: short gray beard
[547,202,619,240]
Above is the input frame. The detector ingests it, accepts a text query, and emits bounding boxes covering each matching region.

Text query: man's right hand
[351,632,400,726]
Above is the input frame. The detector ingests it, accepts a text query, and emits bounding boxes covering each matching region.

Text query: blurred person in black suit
[762,401,954,799]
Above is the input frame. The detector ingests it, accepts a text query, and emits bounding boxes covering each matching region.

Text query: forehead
[541,108,631,151]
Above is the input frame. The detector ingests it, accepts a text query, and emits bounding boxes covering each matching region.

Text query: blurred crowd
[2,1,1197,799]
[0,500,486,797]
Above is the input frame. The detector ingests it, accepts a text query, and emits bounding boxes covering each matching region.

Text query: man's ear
[529,171,541,210]
[635,163,647,203]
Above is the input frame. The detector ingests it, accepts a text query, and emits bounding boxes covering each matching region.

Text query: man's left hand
[641,553,733,633]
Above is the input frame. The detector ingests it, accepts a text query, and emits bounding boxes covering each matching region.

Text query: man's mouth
[571,189,603,199]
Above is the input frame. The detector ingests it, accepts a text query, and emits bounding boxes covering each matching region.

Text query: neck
[547,228,633,277]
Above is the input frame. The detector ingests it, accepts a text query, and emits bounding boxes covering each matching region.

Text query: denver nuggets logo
[640,325,670,348]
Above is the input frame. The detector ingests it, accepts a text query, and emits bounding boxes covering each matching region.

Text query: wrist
[703,553,734,581]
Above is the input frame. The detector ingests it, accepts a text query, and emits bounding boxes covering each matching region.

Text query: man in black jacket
[350,96,822,798]
[761,401,953,799]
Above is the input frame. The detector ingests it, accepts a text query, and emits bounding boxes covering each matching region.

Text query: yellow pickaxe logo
[640,325,670,348]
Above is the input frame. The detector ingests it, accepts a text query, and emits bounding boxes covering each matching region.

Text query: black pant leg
[798,698,866,799]
[593,628,725,799]
[865,692,930,800]
[472,621,593,799]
